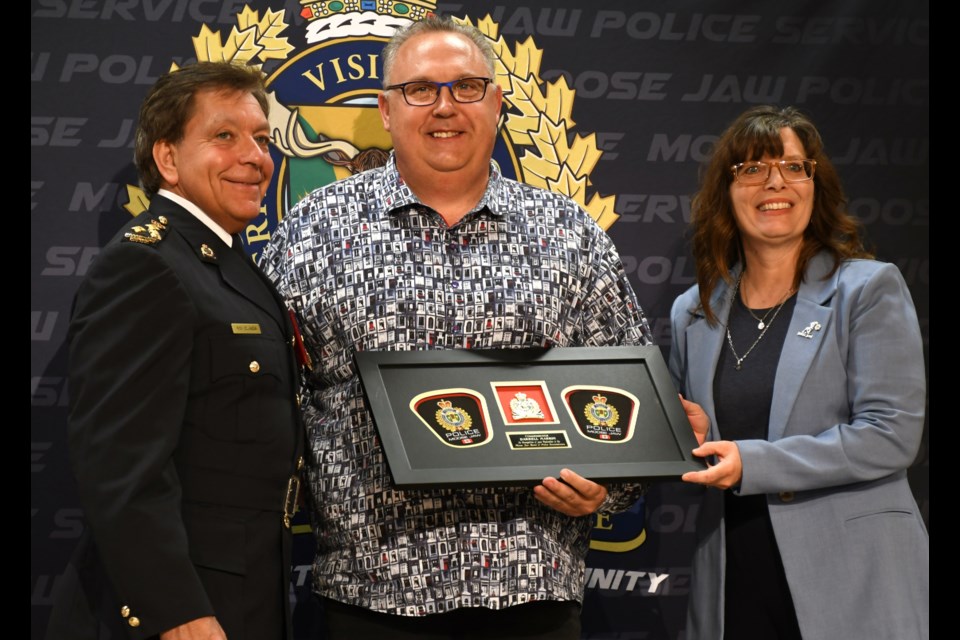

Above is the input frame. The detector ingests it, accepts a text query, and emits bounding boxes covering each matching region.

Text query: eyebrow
[393,75,487,83]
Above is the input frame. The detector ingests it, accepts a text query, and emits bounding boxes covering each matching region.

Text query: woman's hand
[681,440,743,490]
[680,394,710,446]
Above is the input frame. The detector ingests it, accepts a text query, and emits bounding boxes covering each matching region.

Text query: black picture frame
[355,345,706,488]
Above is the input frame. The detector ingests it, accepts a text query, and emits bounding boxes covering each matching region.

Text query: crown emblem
[437,399,452,409]
[298,0,437,22]
[584,392,618,428]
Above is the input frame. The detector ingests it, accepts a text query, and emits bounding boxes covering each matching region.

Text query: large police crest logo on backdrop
[123,0,643,553]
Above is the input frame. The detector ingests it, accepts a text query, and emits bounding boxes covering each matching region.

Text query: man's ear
[378,92,391,132]
[153,140,179,187]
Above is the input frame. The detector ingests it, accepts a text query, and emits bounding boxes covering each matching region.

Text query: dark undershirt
[713,290,802,640]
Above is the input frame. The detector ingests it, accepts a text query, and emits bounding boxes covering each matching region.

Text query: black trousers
[319,596,582,640]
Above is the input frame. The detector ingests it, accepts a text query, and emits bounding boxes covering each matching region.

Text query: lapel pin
[200,244,215,259]
[797,321,822,339]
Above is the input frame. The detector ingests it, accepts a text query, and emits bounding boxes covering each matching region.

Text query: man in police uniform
[46,62,305,640]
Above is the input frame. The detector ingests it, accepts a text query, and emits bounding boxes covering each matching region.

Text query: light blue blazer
[669,252,928,640]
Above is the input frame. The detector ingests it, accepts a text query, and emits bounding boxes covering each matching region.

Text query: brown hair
[689,105,872,324]
[134,61,269,196]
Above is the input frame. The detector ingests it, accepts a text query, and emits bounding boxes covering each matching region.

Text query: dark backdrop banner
[31,1,928,638]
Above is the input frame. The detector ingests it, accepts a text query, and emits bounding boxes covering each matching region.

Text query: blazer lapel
[231,237,294,336]
[768,253,837,441]
[218,240,288,332]
[151,198,287,333]
[685,274,736,442]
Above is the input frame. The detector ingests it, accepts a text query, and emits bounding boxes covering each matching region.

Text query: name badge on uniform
[231,323,262,334]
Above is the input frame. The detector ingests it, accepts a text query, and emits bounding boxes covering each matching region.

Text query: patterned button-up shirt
[260,153,652,615]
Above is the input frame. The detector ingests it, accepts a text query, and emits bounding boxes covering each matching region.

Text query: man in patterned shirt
[260,15,653,640]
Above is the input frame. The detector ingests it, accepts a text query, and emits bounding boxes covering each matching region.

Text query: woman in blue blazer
[669,106,927,640]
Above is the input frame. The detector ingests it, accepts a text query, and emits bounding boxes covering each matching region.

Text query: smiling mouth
[431,131,460,138]
[758,202,791,211]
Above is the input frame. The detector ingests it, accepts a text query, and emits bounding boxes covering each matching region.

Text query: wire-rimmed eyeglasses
[384,77,494,106]
[731,159,817,185]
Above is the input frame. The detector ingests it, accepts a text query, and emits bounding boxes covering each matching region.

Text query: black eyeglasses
[384,77,494,106]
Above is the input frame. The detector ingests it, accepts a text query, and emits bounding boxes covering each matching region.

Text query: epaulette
[122,215,169,246]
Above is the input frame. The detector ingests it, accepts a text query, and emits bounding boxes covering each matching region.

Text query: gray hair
[381,15,496,86]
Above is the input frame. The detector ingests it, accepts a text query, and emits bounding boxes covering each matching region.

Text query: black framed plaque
[354,346,706,488]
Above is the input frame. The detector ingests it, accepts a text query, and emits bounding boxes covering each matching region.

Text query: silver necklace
[745,301,778,331]
[740,273,794,330]
[725,271,792,370]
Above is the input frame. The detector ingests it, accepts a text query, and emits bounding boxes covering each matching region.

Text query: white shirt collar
[157,189,234,247]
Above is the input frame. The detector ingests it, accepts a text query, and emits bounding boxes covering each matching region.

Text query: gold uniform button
[297,456,305,471]
[249,360,260,373]
[779,491,795,502]
[120,606,130,618]
[128,617,141,628]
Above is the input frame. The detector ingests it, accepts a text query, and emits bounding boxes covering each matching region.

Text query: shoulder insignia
[123,216,169,246]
